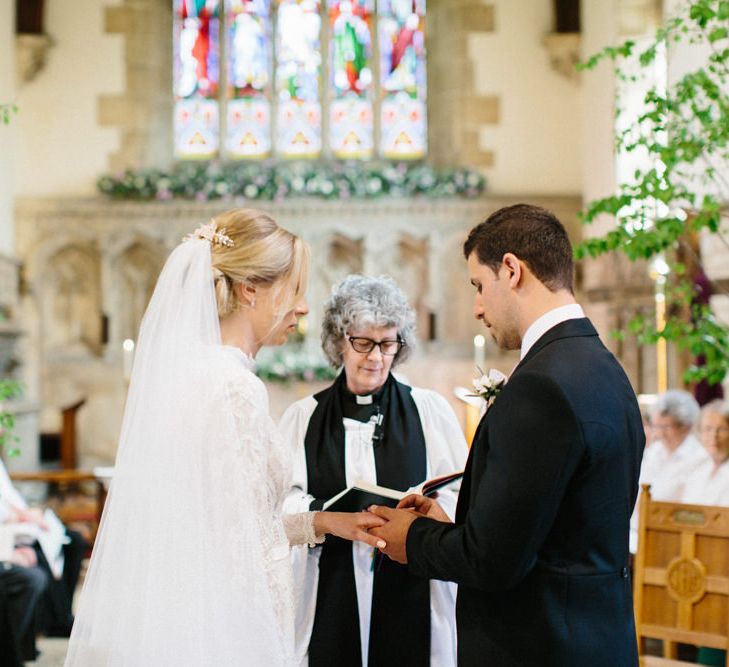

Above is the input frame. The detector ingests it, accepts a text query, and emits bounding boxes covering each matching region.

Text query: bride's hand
[314,511,388,549]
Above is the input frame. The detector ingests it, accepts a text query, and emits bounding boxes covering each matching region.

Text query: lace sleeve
[282,511,325,548]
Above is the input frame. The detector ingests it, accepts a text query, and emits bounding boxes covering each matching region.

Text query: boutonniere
[469,368,507,408]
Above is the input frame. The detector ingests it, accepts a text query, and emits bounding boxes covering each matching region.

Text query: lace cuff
[283,511,325,548]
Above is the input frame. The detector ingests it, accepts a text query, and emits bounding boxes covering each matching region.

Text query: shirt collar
[520,303,585,360]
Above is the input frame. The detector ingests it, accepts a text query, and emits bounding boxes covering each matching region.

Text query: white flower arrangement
[96,161,486,202]
[469,368,507,406]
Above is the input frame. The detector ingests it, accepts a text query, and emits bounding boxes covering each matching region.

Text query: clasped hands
[366,494,452,564]
[313,495,450,561]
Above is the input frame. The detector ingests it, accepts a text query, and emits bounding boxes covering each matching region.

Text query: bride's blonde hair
[209,208,309,320]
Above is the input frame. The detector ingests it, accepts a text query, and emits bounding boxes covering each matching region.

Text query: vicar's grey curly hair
[321,275,416,368]
[651,389,700,427]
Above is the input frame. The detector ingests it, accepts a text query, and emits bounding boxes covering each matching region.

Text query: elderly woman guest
[682,400,729,506]
[630,389,709,552]
[280,275,467,667]
[680,400,729,667]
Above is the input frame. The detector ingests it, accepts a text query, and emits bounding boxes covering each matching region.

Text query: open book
[322,470,463,513]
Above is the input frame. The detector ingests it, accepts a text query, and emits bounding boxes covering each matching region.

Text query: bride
[65,209,386,666]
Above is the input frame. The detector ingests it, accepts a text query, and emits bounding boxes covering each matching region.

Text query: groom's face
[467,252,520,351]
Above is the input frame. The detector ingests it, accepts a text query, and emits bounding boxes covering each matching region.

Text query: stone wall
[15,194,581,465]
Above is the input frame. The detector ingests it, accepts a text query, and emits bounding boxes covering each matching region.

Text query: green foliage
[255,346,337,384]
[0,379,22,457]
[0,104,17,126]
[96,161,486,201]
[576,0,729,385]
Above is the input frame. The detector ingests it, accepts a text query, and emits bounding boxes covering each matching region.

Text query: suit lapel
[455,318,599,523]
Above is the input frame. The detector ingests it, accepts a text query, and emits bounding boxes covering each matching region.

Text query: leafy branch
[576,0,729,385]
[0,379,22,457]
[0,104,18,126]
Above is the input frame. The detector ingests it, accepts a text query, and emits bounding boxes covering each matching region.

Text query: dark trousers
[0,562,48,662]
[0,579,23,667]
[34,528,86,636]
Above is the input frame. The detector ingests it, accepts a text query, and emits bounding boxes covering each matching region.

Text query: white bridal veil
[66,239,289,666]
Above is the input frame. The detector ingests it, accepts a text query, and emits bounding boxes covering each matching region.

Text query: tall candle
[473,334,485,370]
[122,339,135,382]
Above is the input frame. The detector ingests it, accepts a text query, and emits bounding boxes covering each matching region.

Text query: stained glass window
[225,0,272,158]
[173,0,427,161]
[174,0,221,159]
[329,0,374,159]
[379,0,427,159]
[276,0,322,158]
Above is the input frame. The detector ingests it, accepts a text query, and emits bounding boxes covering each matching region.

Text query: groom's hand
[368,506,418,564]
[397,493,452,523]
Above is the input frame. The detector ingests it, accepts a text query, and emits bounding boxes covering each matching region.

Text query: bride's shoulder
[187,344,266,400]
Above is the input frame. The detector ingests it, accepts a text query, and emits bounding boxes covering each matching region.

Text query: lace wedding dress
[65,239,317,666]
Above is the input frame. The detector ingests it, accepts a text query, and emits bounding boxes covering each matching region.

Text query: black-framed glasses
[348,336,405,356]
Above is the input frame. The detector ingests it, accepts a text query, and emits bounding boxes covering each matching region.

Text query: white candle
[473,334,485,370]
[122,339,135,382]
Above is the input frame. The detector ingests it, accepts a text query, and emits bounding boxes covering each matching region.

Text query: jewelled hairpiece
[183,220,234,248]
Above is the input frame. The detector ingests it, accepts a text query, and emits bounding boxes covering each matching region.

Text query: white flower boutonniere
[469,368,508,408]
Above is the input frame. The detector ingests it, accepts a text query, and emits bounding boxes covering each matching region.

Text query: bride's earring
[250,299,256,308]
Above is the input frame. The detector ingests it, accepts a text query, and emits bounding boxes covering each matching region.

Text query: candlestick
[474,334,486,370]
[122,339,135,382]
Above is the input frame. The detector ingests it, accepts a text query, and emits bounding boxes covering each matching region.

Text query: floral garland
[97,161,486,201]
[255,347,337,384]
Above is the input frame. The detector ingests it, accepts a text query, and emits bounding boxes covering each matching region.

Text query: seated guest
[1,498,49,663]
[630,389,708,551]
[0,458,86,637]
[281,275,467,667]
[682,399,729,506]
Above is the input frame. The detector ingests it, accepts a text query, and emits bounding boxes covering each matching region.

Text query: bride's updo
[208,208,309,318]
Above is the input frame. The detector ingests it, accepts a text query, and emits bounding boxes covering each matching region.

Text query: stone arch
[318,232,364,295]
[112,239,167,342]
[41,243,103,356]
[438,230,478,347]
[394,233,431,341]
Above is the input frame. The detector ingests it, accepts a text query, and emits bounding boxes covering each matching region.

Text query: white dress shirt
[520,303,586,360]
[682,458,729,507]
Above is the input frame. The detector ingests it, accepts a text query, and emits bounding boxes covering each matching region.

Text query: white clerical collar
[520,303,585,360]
[355,394,373,405]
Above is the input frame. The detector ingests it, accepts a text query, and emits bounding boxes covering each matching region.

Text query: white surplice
[280,384,468,667]
[629,433,710,552]
[682,457,729,507]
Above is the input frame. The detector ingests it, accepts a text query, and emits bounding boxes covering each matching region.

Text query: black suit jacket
[407,318,644,666]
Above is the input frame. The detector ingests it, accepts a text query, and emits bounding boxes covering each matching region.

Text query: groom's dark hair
[463,203,574,294]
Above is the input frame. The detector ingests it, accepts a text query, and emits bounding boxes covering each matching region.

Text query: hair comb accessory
[183,219,234,248]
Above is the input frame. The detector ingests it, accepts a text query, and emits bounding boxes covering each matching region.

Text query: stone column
[427,0,497,168]
[0,0,40,471]
[0,0,16,255]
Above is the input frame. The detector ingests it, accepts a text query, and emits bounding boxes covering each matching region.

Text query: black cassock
[304,372,431,667]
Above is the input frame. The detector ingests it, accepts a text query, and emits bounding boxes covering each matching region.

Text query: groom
[370,204,644,666]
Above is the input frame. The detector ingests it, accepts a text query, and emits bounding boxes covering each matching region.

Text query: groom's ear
[501,253,522,288]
